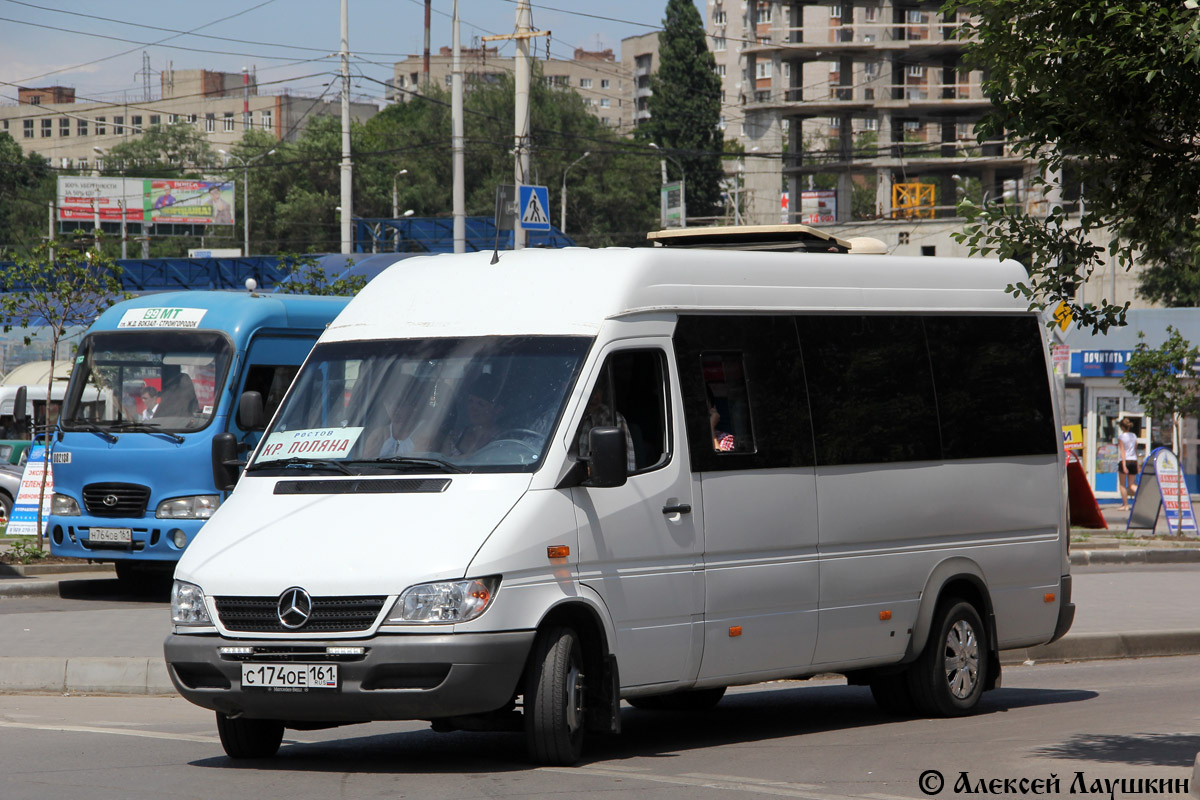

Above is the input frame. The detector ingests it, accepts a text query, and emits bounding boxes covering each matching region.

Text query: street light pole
[560,151,590,235]
[649,142,687,228]
[220,148,275,256]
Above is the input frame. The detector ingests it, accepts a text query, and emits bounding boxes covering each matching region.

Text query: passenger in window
[376,387,432,457]
[706,385,736,452]
[140,385,160,420]
[158,372,199,417]
[448,374,503,456]
[577,382,636,472]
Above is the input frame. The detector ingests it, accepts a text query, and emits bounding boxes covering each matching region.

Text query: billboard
[799,190,836,225]
[57,177,236,226]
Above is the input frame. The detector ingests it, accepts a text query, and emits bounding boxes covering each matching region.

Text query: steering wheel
[492,428,542,442]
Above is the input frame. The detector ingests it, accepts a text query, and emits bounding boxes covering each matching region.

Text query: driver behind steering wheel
[447,374,503,456]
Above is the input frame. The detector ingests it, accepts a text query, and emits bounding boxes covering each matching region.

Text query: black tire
[627,687,726,711]
[907,599,988,717]
[868,672,916,716]
[216,712,284,759]
[524,626,586,766]
[0,491,12,523]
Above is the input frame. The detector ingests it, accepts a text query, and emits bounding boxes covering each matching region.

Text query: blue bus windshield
[62,330,234,434]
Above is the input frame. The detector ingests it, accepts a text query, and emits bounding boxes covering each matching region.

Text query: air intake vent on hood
[274,478,450,495]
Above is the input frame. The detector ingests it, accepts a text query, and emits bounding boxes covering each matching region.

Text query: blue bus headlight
[387,577,499,624]
[156,495,220,519]
[51,493,81,516]
[171,580,211,625]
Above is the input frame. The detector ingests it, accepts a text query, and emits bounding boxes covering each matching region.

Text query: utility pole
[452,0,466,254]
[483,0,547,251]
[339,0,353,255]
[423,0,432,89]
[47,202,55,264]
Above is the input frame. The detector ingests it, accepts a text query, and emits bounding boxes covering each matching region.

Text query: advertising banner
[799,190,836,225]
[7,445,53,538]
[1128,447,1198,535]
[57,177,236,225]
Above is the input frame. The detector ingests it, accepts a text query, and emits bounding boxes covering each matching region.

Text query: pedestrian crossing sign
[519,185,551,231]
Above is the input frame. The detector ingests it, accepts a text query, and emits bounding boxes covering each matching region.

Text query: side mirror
[586,426,628,488]
[238,391,265,430]
[212,432,240,491]
[12,386,27,428]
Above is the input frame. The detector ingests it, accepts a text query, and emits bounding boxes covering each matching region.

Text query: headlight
[171,580,211,625]
[156,495,220,519]
[386,576,500,624]
[51,493,81,516]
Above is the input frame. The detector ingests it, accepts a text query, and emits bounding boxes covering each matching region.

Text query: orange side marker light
[547,545,570,559]
[879,610,892,621]
[1044,593,1056,603]
[729,626,742,637]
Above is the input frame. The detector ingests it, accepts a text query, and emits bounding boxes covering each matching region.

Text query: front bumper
[49,516,206,562]
[164,630,536,722]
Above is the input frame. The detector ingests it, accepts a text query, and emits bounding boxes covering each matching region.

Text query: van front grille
[82,483,151,517]
[215,595,387,633]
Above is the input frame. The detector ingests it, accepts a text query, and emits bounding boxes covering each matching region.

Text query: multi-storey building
[0,69,378,171]
[392,47,632,132]
[709,0,1036,236]
[620,33,660,130]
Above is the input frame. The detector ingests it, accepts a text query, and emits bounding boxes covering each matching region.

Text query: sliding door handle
[662,503,692,515]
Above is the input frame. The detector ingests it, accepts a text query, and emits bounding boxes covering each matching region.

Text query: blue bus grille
[82,483,151,517]
[214,596,387,633]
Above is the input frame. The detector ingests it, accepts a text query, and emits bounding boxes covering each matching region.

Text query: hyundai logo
[102,494,119,507]
[277,587,313,629]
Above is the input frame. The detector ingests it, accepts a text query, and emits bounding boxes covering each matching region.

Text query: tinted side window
[925,315,1057,458]
[798,315,941,466]
[674,315,814,472]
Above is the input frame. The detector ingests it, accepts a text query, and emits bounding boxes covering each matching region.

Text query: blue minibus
[48,290,350,586]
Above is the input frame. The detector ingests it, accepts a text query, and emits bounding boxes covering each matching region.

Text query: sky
[0,1,705,107]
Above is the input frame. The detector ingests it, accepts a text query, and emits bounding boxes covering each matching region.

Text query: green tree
[947,0,1200,333]
[0,235,130,549]
[102,124,219,176]
[1121,326,1200,456]
[642,0,725,220]
[0,133,55,257]
[277,253,366,296]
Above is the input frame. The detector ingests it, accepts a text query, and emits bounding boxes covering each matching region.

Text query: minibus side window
[673,315,813,473]
[797,314,941,466]
[575,350,670,474]
[924,315,1057,459]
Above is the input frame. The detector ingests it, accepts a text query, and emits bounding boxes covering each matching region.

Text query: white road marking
[542,765,839,798]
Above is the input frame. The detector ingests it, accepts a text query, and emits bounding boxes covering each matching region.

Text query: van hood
[174,472,532,597]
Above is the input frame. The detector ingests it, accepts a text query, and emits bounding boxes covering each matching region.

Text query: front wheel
[215,713,284,759]
[524,626,586,766]
[907,599,988,717]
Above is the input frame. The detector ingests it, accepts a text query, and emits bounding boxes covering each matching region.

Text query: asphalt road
[1,655,1198,800]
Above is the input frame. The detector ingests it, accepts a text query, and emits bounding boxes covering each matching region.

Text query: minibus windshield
[250,336,591,474]
[62,331,234,434]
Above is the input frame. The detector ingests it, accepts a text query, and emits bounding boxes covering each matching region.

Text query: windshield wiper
[107,421,185,443]
[359,456,466,474]
[64,421,118,443]
[247,456,355,475]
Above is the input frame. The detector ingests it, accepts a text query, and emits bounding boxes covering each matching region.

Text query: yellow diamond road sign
[1053,301,1073,332]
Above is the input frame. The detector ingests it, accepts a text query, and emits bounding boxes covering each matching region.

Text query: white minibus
[165,230,1073,765]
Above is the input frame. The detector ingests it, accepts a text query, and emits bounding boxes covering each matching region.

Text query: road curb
[1,631,1199,697]
[0,657,175,696]
[0,572,117,597]
[0,563,114,578]
[1000,630,1200,664]
[1070,548,1200,566]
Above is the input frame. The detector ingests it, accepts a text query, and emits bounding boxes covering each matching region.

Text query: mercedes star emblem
[277,587,313,629]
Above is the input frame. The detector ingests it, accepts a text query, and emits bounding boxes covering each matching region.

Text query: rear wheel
[215,713,284,759]
[907,599,988,717]
[524,626,586,766]
[627,687,726,711]
[0,491,12,523]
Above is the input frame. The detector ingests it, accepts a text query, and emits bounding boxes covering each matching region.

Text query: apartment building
[0,69,378,171]
[620,32,661,130]
[393,47,632,132]
[708,0,1036,234]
